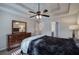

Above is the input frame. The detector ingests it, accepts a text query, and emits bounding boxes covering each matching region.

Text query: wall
[76,13,79,39]
[55,14,78,38]
[57,22,72,38]
[0,11,35,51]
[40,17,52,36]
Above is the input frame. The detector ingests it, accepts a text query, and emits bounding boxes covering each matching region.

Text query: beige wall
[54,13,79,39]
[0,11,35,50]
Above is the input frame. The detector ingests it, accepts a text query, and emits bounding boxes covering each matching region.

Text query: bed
[21,35,79,55]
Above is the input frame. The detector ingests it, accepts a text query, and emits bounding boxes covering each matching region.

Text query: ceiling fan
[29,3,50,19]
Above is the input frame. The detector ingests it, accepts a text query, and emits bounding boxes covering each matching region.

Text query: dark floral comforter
[26,36,79,55]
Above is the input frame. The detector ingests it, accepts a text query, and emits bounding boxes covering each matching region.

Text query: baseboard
[0,47,7,52]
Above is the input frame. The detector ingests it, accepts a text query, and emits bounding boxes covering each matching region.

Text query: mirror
[12,20,26,34]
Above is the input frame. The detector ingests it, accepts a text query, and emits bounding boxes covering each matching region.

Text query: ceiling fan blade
[41,14,50,17]
[43,9,48,13]
[29,11,36,14]
[30,15,37,18]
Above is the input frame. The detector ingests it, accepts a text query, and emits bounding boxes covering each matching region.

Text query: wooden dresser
[8,32,31,50]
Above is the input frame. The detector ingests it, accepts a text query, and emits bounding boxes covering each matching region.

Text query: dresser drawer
[8,32,31,50]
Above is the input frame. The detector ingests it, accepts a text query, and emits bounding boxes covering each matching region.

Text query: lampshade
[69,25,79,30]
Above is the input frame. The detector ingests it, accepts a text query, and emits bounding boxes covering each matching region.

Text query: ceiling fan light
[39,15,42,19]
[36,15,42,19]
[36,15,39,19]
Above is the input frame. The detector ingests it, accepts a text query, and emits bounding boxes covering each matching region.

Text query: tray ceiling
[0,3,79,18]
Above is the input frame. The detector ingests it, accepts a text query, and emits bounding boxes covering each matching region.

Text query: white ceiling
[0,3,79,18]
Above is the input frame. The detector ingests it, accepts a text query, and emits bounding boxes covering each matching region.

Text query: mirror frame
[12,20,27,34]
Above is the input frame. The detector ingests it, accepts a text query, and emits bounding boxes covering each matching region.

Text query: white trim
[0,47,7,51]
